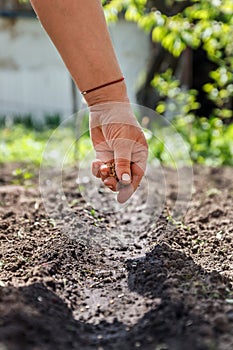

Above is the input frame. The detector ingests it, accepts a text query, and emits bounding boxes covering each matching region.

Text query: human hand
[89,102,148,203]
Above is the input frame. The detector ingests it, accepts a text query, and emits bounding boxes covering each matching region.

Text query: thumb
[114,148,132,185]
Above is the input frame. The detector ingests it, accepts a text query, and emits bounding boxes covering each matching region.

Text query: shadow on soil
[0,243,231,350]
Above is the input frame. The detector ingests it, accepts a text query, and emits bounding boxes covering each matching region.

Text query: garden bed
[0,163,232,350]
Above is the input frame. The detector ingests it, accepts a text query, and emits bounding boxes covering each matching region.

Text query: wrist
[85,80,129,106]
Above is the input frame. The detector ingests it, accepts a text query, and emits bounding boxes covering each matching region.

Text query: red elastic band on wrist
[81,77,125,95]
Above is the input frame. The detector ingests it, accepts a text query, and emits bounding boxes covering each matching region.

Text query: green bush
[102,0,233,166]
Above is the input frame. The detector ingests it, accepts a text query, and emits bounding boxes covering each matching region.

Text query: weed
[12,167,35,186]
[90,208,96,218]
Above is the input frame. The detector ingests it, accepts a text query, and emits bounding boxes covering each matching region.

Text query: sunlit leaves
[138,11,166,32]
[102,0,126,23]
[103,0,232,61]
[152,26,168,42]
[103,0,232,126]
[102,0,147,23]
[174,115,233,166]
[210,67,233,87]
[149,66,233,165]
[202,66,233,108]
[152,69,200,115]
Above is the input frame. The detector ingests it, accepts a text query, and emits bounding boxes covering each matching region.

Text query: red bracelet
[81,77,125,95]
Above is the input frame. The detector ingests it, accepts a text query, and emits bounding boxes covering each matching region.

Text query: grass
[0,114,232,168]
[0,124,92,167]
[0,125,52,166]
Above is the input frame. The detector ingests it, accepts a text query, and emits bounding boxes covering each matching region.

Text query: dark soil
[0,163,232,350]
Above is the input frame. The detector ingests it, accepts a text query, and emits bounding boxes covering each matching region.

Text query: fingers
[117,162,144,203]
[92,159,103,178]
[117,145,148,203]
[114,139,148,201]
[104,176,118,191]
[115,158,131,185]
[92,159,111,179]
[92,158,145,200]
[114,140,133,185]
[89,106,148,200]
[92,159,118,191]
[92,143,148,199]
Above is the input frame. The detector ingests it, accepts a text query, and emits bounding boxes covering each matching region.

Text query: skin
[30,0,128,105]
[30,0,148,203]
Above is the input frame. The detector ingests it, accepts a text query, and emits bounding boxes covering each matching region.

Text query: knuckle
[115,159,131,169]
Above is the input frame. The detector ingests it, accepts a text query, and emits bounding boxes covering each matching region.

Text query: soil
[0,163,232,350]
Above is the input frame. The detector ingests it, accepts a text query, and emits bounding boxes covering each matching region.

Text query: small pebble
[118,293,124,298]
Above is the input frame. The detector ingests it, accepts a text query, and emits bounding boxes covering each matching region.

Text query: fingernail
[100,164,107,169]
[122,173,131,182]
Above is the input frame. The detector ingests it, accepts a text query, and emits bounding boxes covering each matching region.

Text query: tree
[102,0,233,121]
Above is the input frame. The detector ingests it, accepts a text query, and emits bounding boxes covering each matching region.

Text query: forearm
[30,0,128,106]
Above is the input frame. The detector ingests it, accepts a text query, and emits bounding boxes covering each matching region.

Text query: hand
[89,102,148,203]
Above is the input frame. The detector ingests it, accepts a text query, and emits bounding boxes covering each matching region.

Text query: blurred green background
[0,0,232,169]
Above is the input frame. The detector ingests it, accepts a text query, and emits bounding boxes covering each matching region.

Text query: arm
[30,0,148,203]
[30,0,128,106]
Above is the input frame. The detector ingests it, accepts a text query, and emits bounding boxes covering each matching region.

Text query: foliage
[102,1,233,118]
[152,69,200,116]
[0,113,93,167]
[102,0,233,62]
[145,116,233,167]
[102,0,233,166]
[1,1,232,167]
[203,66,233,118]
[149,70,233,166]
[174,115,233,166]
[0,125,76,166]
[12,167,35,186]
[1,112,232,168]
